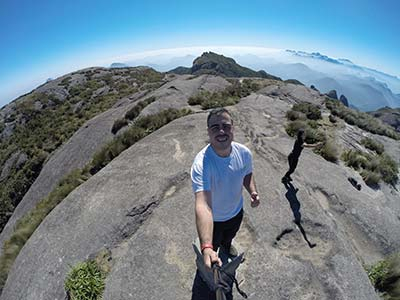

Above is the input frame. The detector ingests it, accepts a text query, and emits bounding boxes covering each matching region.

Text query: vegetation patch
[188,79,260,109]
[366,253,400,300]
[360,137,384,155]
[0,68,165,234]
[325,99,400,140]
[316,138,339,163]
[285,102,339,163]
[342,150,398,186]
[111,118,128,134]
[65,260,106,300]
[292,102,322,120]
[92,108,191,173]
[125,96,156,121]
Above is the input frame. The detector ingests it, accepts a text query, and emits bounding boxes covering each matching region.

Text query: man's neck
[211,145,232,157]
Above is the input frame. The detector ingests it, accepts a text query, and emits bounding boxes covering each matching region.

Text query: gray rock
[327,90,338,100]
[15,152,28,170]
[72,101,84,114]
[0,151,21,182]
[340,95,349,107]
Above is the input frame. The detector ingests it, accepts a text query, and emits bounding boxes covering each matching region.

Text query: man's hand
[250,191,260,207]
[202,248,222,270]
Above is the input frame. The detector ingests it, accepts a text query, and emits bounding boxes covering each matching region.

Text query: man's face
[207,112,234,153]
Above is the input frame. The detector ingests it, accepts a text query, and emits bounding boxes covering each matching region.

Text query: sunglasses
[208,123,232,133]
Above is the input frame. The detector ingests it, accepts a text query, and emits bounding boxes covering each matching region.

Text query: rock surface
[1,77,400,299]
[0,74,230,259]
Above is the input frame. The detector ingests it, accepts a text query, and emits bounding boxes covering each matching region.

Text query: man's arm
[303,141,323,148]
[243,173,260,207]
[194,191,221,268]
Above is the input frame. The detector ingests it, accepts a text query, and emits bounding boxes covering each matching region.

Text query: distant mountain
[110,63,129,68]
[234,50,400,111]
[100,48,400,111]
[369,107,400,132]
[125,54,196,72]
[169,52,281,80]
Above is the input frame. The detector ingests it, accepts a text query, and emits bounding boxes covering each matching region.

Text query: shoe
[281,176,288,183]
[223,244,238,258]
[287,176,293,181]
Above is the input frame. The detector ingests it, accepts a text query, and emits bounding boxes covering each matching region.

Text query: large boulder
[340,94,349,107]
[327,90,338,100]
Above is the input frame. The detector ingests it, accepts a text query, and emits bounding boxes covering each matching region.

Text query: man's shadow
[282,181,316,248]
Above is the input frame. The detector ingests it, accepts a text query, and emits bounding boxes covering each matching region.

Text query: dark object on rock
[348,177,361,190]
[326,90,338,99]
[340,95,349,107]
[329,114,337,123]
[310,85,319,92]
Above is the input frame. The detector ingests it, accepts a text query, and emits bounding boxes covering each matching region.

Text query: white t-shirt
[191,141,253,222]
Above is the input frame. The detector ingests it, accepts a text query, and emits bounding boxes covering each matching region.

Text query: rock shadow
[282,181,316,248]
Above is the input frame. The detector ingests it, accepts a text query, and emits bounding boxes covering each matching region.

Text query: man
[282,128,322,183]
[191,107,260,273]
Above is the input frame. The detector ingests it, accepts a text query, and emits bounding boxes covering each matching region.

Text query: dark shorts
[212,209,244,251]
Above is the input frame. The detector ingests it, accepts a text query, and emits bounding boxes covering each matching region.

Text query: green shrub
[111,118,128,134]
[125,96,156,120]
[69,86,84,97]
[201,97,239,109]
[367,253,400,299]
[65,260,106,300]
[304,128,326,144]
[325,99,400,140]
[188,91,212,105]
[307,120,319,129]
[318,139,339,162]
[292,102,322,120]
[361,170,381,186]
[343,149,398,186]
[361,137,384,155]
[367,259,390,287]
[286,110,306,121]
[342,150,369,170]
[285,120,308,137]
[60,76,72,87]
[378,154,399,185]
[187,79,261,109]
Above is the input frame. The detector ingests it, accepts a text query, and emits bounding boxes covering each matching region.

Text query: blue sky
[0,0,399,107]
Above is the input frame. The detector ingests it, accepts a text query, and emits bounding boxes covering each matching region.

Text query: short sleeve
[191,156,211,193]
[243,148,253,176]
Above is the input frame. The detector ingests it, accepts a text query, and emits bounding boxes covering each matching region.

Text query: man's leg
[212,222,224,251]
[220,209,244,254]
[285,156,299,180]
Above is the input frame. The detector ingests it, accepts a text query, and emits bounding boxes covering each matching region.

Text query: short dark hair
[207,107,233,127]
